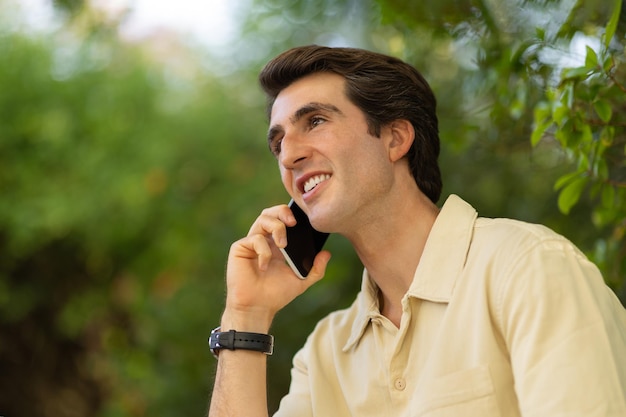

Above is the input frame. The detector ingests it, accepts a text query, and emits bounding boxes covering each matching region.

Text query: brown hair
[259,45,442,204]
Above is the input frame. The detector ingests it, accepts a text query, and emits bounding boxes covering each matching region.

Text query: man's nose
[279,133,309,168]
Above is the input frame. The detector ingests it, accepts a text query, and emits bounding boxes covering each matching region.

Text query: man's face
[268,72,396,234]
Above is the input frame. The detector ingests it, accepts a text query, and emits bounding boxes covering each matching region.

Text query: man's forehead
[270,73,347,122]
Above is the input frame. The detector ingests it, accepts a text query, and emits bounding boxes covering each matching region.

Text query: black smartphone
[279,199,330,279]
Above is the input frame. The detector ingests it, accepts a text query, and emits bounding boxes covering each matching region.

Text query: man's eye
[310,116,325,127]
[271,138,282,155]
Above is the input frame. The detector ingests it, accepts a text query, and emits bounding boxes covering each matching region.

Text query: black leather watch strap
[208,327,274,359]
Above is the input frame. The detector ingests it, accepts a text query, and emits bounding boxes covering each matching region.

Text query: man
[208,45,626,417]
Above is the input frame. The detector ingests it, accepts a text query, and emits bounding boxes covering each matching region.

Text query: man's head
[259,45,442,204]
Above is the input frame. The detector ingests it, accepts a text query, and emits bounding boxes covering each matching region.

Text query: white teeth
[304,174,331,193]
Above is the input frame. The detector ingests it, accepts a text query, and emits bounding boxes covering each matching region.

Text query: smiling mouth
[304,174,331,193]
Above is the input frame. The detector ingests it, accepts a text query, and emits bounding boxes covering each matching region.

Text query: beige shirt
[274,195,626,417]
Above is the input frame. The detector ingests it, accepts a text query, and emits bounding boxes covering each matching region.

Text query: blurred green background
[0,0,624,416]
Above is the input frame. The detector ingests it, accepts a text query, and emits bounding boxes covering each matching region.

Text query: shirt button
[394,378,406,391]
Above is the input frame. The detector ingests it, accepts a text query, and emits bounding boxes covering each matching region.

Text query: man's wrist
[220,308,274,334]
[209,327,274,359]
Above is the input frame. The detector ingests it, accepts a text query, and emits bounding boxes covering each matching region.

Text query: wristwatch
[208,327,274,359]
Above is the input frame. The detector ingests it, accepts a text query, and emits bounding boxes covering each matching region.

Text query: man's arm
[208,311,272,417]
[208,205,331,417]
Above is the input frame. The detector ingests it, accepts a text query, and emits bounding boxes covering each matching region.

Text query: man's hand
[222,203,332,331]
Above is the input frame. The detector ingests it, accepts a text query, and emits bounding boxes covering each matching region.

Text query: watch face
[209,327,222,359]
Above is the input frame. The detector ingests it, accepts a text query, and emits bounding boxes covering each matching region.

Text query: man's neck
[348,189,440,327]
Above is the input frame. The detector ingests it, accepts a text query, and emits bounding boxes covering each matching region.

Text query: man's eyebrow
[289,102,343,124]
[267,102,343,147]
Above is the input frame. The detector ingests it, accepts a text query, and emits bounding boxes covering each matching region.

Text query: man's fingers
[252,235,274,271]
[233,234,274,271]
[304,250,332,283]
[247,205,296,248]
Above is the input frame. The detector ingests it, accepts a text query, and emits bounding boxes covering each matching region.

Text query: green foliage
[531,28,625,219]
[0,10,273,416]
[524,1,626,291]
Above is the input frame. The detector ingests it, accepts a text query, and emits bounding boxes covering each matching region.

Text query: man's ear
[387,119,415,162]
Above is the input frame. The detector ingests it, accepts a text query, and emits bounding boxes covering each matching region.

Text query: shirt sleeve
[498,236,626,417]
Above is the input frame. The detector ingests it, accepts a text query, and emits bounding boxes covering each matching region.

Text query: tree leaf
[531,118,551,146]
[561,66,591,81]
[604,0,622,48]
[585,45,598,70]
[594,100,612,123]
[554,170,584,191]
[557,176,588,214]
[552,102,570,127]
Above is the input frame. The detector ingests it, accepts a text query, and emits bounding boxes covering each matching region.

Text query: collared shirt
[273,195,626,417]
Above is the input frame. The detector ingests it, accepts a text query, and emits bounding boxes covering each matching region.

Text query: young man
[208,45,626,417]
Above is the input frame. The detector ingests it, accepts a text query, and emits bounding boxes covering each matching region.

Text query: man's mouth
[304,174,331,193]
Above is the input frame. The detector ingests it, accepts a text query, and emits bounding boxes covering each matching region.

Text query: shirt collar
[343,270,381,351]
[407,194,477,302]
[343,194,478,351]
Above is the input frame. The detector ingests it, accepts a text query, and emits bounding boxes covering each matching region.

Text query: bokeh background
[1,0,624,416]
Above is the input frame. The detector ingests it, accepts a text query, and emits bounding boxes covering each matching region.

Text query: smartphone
[279,199,330,279]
